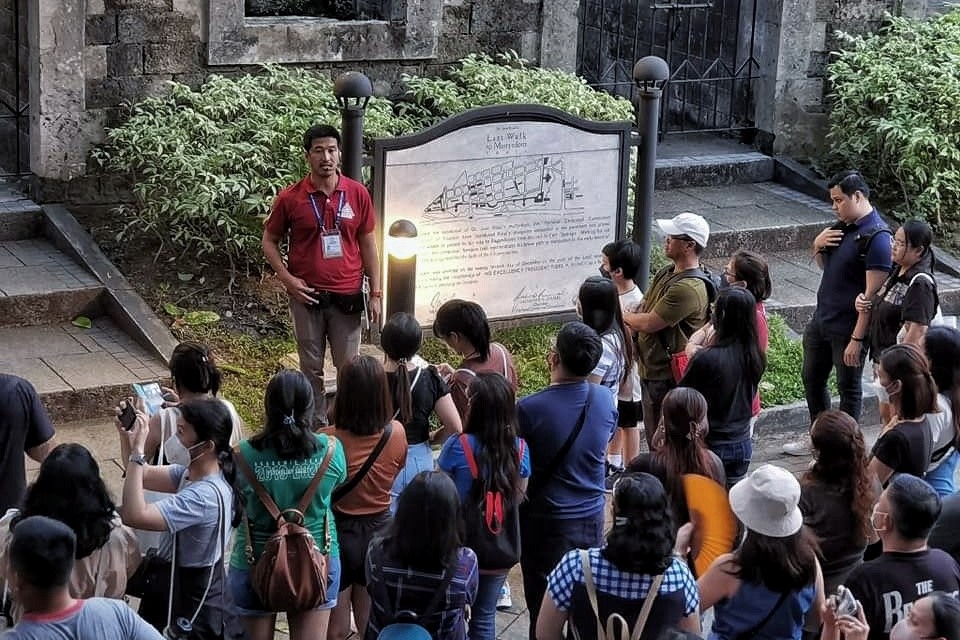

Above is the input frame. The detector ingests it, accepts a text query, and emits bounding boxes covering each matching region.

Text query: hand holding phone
[118,402,137,431]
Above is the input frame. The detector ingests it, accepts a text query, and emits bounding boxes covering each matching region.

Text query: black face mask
[599,267,612,279]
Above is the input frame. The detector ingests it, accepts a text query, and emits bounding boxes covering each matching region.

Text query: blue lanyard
[308,192,346,231]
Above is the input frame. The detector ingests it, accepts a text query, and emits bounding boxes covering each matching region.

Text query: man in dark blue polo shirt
[517,321,618,639]
[785,172,891,454]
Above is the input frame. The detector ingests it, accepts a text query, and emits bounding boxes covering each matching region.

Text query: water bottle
[163,617,192,639]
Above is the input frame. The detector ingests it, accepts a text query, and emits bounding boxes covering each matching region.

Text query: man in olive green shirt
[624,213,712,447]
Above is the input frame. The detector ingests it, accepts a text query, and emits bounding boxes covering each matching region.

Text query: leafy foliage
[95,55,634,269]
[826,10,960,238]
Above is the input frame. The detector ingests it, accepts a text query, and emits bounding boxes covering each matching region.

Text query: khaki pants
[289,299,361,425]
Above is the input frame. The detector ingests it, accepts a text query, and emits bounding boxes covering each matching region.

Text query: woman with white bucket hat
[697,464,825,640]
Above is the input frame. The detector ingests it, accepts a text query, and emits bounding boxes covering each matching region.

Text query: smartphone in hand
[119,403,137,431]
[133,383,165,417]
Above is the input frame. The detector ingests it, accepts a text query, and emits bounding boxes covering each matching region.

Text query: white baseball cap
[656,212,710,248]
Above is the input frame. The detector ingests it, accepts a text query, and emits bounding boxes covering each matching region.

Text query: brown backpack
[235,436,335,612]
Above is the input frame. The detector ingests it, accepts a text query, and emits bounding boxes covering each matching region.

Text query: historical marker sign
[373,105,631,325]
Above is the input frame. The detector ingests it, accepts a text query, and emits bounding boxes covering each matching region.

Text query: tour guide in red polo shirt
[262,124,382,425]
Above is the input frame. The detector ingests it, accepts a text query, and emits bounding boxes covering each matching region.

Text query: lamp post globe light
[386,219,419,320]
[333,71,373,181]
[632,56,670,291]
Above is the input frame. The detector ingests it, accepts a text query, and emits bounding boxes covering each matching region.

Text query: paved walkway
[40,416,880,639]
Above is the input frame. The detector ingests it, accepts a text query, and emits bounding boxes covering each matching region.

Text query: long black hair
[250,369,318,460]
[179,398,245,528]
[578,276,634,382]
[12,444,115,559]
[602,473,675,574]
[386,471,464,571]
[732,527,819,592]
[334,355,391,436]
[381,312,423,425]
[463,373,522,504]
[710,287,765,385]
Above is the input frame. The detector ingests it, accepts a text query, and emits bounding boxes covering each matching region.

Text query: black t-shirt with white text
[846,549,960,640]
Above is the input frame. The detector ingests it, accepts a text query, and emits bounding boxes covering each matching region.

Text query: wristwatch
[128,452,147,466]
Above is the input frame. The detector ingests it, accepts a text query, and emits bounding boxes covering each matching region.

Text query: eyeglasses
[666,235,694,244]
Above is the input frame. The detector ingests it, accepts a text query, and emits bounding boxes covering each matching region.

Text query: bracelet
[850,336,865,342]
[369,290,383,298]
[128,452,147,466]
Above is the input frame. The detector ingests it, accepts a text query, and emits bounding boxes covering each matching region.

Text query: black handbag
[126,548,173,600]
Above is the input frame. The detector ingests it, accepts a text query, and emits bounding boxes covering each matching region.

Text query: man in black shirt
[845,475,960,640]
[0,375,57,512]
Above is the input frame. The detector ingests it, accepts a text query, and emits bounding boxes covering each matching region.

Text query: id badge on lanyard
[310,192,346,259]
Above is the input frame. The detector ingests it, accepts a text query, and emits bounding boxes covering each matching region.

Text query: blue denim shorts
[229,554,340,616]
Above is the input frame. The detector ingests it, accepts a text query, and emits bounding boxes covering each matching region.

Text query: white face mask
[873,379,897,404]
[164,434,203,467]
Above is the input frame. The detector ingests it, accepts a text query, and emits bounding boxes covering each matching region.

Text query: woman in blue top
[923,326,960,496]
[438,373,530,640]
[699,464,824,640]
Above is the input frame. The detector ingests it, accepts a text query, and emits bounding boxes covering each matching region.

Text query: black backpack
[459,434,524,571]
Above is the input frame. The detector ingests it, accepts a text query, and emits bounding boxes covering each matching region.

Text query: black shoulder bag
[332,422,393,504]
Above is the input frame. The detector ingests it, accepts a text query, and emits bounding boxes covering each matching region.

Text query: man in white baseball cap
[624,212,715,448]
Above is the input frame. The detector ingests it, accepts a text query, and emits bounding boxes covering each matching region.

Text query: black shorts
[334,509,391,588]
[617,400,642,428]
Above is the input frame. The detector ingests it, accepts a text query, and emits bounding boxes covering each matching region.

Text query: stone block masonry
[31,0,548,199]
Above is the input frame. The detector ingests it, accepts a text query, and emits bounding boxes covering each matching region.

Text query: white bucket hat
[729,464,803,538]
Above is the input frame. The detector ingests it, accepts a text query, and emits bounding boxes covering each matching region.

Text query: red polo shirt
[265,174,376,293]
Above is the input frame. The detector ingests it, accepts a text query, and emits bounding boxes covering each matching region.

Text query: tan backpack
[235,436,335,612]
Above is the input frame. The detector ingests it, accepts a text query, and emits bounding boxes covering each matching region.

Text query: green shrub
[826,10,960,237]
[95,55,636,269]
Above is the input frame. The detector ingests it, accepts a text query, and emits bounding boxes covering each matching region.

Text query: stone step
[655,181,835,259]
[655,151,774,190]
[1,319,170,424]
[0,238,106,326]
[0,207,44,241]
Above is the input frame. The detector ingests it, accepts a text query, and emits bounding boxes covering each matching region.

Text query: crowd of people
[2,126,960,640]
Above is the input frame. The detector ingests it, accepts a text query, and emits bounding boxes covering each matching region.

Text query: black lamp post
[333,71,373,181]
[386,219,418,321]
[632,56,670,291]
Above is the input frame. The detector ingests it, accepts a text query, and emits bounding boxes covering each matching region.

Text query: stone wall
[761,0,948,158]
[31,0,546,202]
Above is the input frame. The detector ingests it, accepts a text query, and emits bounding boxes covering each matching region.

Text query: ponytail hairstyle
[603,473,675,574]
[179,398,244,528]
[880,343,938,420]
[381,312,423,425]
[250,369,318,460]
[657,387,715,478]
[169,341,222,396]
[463,373,522,504]
[578,276,634,381]
[432,299,492,360]
[334,355,391,436]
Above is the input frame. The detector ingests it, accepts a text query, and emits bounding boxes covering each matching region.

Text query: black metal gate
[577,0,760,136]
[1,0,29,176]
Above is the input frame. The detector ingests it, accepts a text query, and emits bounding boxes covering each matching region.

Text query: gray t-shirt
[155,467,233,568]
[5,598,161,639]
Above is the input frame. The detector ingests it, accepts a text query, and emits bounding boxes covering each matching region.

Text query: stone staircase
[653,135,960,332]
[0,184,176,423]
[652,135,960,436]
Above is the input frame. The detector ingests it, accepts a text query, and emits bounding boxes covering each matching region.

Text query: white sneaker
[496,583,512,610]
[781,440,812,456]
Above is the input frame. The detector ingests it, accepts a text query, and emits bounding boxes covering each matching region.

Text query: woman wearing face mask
[868,344,939,486]
[856,220,939,426]
[117,397,246,638]
[822,591,960,640]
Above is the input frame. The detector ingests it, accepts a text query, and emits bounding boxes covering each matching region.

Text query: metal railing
[577,0,760,136]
